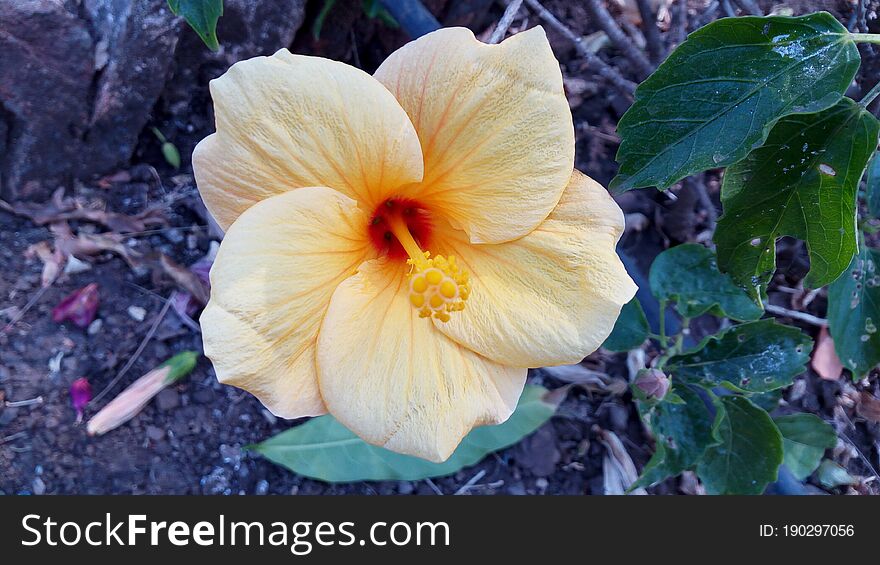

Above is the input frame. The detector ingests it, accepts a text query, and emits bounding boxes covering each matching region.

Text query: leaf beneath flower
[249,385,556,482]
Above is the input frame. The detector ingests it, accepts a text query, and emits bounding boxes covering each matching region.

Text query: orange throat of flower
[368,198,469,322]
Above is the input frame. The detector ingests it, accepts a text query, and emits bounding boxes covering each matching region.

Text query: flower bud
[86,351,198,436]
[69,377,92,423]
[634,368,670,400]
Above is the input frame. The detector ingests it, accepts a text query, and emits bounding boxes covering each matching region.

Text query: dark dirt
[2,0,879,495]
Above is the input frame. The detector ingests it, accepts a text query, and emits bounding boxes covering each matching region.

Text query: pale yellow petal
[316,260,526,462]
[374,26,574,244]
[434,170,638,367]
[193,48,424,230]
[202,187,371,418]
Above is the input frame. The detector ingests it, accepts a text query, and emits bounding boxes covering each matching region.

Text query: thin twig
[690,176,717,227]
[765,304,827,327]
[454,469,487,495]
[424,478,444,495]
[1,285,51,336]
[585,0,653,79]
[695,1,720,28]
[90,298,172,405]
[5,396,43,408]
[671,0,688,46]
[523,0,637,97]
[733,0,762,16]
[720,0,736,18]
[489,0,524,44]
[635,0,663,64]
[0,431,28,445]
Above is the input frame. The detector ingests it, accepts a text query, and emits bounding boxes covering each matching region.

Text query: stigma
[383,207,469,323]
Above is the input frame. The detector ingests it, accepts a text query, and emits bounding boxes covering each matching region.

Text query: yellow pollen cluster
[407,252,469,322]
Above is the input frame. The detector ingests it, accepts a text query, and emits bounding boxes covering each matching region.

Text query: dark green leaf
[697,395,783,495]
[715,98,880,298]
[774,413,837,480]
[168,0,223,51]
[867,151,880,219]
[827,245,880,378]
[633,383,719,488]
[751,389,783,411]
[667,319,812,392]
[603,298,650,351]
[250,385,555,482]
[649,244,763,320]
[611,13,859,193]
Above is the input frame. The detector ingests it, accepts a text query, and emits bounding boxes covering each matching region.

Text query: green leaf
[867,151,880,219]
[697,395,783,495]
[827,245,880,378]
[774,413,837,480]
[611,13,859,193]
[250,385,555,482]
[161,142,181,169]
[715,98,880,299]
[633,383,719,488]
[667,319,812,393]
[168,0,223,51]
[649,244,763,320]
[816,459,856,489]
[602,298,650,351]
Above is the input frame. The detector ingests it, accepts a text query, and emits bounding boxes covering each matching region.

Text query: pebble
[146,425,165,441]
[155,389,180,412]
[255,479,269,495]
[127,306,147,322]
[33,477,46,495]
[192,387,215,404]
[398,481,414,495]
[87,318,103,335]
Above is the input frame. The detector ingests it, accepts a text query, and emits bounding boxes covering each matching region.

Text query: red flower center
[368,198,433,260]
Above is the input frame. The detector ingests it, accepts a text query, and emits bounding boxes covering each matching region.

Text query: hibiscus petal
[374,26,574,244]
[317,260,526,462]
[194,49,424,230]
[202,187,371,418]
[434,170,637,368]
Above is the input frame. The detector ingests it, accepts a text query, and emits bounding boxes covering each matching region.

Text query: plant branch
[849,33,880,45]
[635,0,663,64]
[765,304,827,327]
[523,0,637,97]
[859,79,880,108]
[489,0,524,44]
[585,0,654,79]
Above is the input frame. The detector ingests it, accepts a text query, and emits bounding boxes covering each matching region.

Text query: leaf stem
[658,299,667,345]
[849,33,880,45]
[859,80,880,108]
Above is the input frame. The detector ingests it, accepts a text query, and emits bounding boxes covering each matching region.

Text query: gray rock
[0,0,306,200]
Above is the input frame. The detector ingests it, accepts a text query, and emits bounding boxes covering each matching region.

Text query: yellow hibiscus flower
[193,26,637,462]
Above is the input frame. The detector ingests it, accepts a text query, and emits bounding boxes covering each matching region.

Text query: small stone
[146,425,165,441]
[398,481,414,495]
[155,389,179,412]
[255,479,269,495]
[87,318,103,335]
[32,477,46,495]
[535,478,549,490]
[127,306,146,322]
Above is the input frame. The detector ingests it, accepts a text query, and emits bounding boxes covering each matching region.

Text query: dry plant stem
[90,298,172,405]
[523,0,637,97]
[671,0,688,47]
[689,176,717,227]
[635,0,663,63]
[489,0,524,44]
[765,304,827,327]
[0,285,50,336]
[859,79,880,108]
[585,0,653,79]
[695,1,720,29]
[733,0,762,16]
[720,0,736,18]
